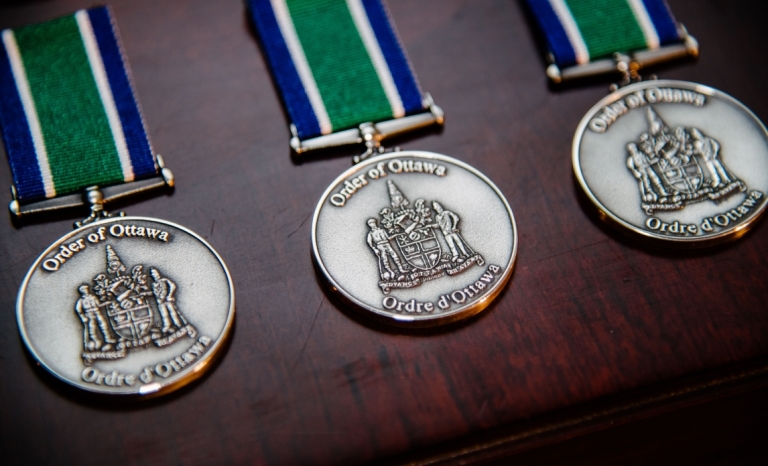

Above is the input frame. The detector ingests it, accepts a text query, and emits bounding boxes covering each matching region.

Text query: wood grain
[1,1,767,464]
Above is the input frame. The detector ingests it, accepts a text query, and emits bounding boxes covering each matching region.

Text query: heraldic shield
[395,226,441,270]
[366,181,484,294]
[74,245,197,365]
[659,153,704,194]
[626,107,746,215]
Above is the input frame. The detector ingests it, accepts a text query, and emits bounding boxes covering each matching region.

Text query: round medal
[574,80,768,246]
[17,217,235,396]
[312,151,517,326]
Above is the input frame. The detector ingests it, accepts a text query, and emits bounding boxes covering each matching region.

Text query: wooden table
[1,1,767,464]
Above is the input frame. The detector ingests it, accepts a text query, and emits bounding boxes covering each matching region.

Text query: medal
[248,0,518,326]
[1,8,234,396]
[526,0,768,246]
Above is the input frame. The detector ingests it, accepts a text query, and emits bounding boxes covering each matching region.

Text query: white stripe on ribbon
[75,10,134,182]
[549,0,590,65]
[2,30,56,198]
[270,0,333,135]
[346,0,404,118]
[626,0,660,49]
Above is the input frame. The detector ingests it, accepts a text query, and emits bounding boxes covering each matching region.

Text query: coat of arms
[366,181,484,293]
[627,107,746,215]
[74,245,196,365]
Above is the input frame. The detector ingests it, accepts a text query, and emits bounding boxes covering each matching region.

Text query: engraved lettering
[714,214,730,226]
[42,258,60,272]
[589,118,608,133]
[388,159,402,173]
[140,367,154,383]
[376,162,387,177]
[59,244,73,258]
[646,87,661,103]
[451,290,466,304]
[82,367,98,382]
[330,194,346,207]
[155,363,173,378]
[110,224,124,237]
[187,342,205,356]
[437,295,450,310]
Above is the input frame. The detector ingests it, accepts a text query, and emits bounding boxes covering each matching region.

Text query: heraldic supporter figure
[366,180,484,293]
[626,107,745,215]
[74,245,196,364]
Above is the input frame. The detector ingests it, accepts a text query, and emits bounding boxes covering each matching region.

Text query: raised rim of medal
[311,150,518,327]
[572,79,768,248]
[15,216,236,397]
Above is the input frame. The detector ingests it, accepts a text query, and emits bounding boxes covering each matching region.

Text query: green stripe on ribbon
[287,0,392,131]
[564,0,648,59]
[14,15,124,196]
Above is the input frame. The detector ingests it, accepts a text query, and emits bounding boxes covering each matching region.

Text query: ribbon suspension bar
[0,6,170,216]
[524,0,698,82]
[248,0,442,154]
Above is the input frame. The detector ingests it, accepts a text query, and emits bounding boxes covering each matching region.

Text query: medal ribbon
[248,0,425,140]
[524,0,682,68]
[0,6,156,203]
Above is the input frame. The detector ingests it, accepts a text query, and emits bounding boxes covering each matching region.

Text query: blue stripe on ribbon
[524,0,578,67]
[0,38,46,201]
[361,0,423,115]
[88,6,157,179]
[641,0,681,44]
[247,0,321,139]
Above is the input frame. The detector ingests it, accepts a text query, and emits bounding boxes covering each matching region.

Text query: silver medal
[312,151,517,326]
[17,217,234,396]
[574,80,768,246]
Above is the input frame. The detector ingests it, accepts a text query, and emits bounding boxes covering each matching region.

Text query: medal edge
[310,151,518,326]
[572,80,768,247]
[15,216,236,396]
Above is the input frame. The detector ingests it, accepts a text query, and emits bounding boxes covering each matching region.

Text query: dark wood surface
[1,0,768,464]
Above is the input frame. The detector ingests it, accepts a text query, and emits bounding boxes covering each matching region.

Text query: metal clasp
[9,154,174,226]
[546,26,699,83]
[289,93,444,161]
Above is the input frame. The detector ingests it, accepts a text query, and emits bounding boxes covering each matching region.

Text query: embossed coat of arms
[366,181,484,293]
[74,245,196,365]
[627,107,746,215]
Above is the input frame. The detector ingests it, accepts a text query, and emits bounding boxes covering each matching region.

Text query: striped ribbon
[0,6,156,203]
[525,0,682,67]
[248,0,425,140]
